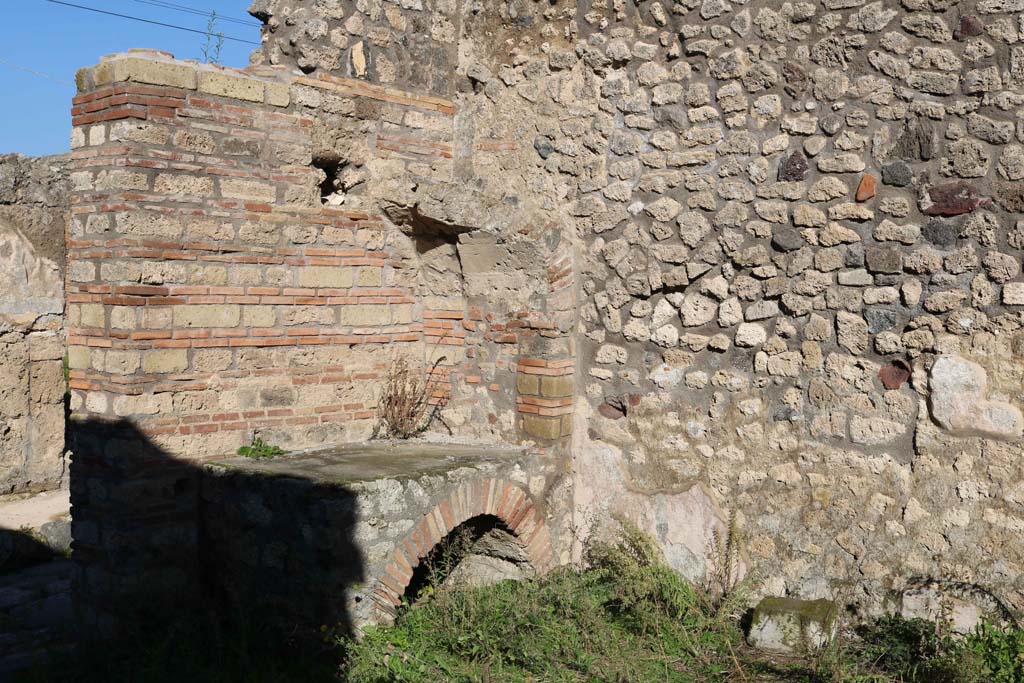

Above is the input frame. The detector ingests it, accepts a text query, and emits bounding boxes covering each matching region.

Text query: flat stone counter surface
[207,441,528,485]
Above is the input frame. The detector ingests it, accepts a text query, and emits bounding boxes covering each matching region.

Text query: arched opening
[402,514,535,606]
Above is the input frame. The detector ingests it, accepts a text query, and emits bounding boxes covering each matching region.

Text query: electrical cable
[129,0,261,28]
[43,0,261,45]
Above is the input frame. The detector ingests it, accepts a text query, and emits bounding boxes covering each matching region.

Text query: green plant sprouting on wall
[374,354,447,440]
[237,437,284,460]
[200,11,225,65]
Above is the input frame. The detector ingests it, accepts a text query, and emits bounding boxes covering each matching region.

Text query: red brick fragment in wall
[856,174,877,202]
[598,397,627,420]
[954,15,984,40]
[879,360,912,390]
[921,181,986,216]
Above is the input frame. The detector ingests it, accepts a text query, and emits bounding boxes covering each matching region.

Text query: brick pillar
[516,349,574,442]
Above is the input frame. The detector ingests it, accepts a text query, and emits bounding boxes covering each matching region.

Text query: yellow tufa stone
[198,70,264,103]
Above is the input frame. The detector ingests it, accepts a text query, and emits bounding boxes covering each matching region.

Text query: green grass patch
[15,522,1024,683]
[346,523,1024,683]
[346,522,769,683]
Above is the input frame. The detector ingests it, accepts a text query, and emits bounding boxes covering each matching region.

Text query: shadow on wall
[64,418,366,665]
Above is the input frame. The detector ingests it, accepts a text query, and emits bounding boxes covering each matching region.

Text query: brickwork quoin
[67,50,577,459]
[66,49,576,634]
[70,52,452,459]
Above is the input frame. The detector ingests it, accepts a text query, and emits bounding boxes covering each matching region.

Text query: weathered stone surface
[865,246,903,274]
[929,355,1023,440]
[0,156,67,497]
[954,16,984,41]
[0,221,62,328]
[881,161,913,187]
[748,597,837,653]
[771,227,805,253]
[921,220,958,248]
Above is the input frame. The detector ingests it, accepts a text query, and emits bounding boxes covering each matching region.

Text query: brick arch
[368,477,554,623]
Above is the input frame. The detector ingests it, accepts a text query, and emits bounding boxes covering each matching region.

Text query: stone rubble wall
[250,0,1024,618]
[66,0,1024,630]
[0,154,69,495]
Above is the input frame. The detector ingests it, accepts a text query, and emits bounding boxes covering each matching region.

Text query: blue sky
[2,1,261,157]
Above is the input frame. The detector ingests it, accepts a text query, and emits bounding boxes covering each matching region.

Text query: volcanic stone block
[865,246,903,274]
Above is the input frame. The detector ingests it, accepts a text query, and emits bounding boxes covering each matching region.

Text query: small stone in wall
[598,399,626,420]
[649,363,683,389]
[837,312,869,355]
[735,322,767,347]
[881,161,913,187]
[850,416,907,445]
[1003,282,1024,305]
[921,220,959,249]
[778,150,809,182]
[865,246,903,274]
[679,293,718,327]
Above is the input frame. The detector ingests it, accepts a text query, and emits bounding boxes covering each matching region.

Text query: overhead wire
[43,0,261,45]
[129,0,261,28]
[0,58,72,86]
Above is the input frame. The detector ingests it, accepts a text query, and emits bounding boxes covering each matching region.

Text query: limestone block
[297,266,353,289]
[154,174,215,197]
[929,355,1023,440]
[522,414,562,440]
[265,82,291,107]
[173,305,241,328]
[109,121,171,145]
[94,56,197,90]
[516,373,540,395]
[242,306,277,328]
[540,375,573,398]
[67,346,90,370]
[115,212,183,239]
[1003,282,1024,305]
[338,304,388,326]
[901,586,986,635]
[198,70,263,102]
[105,350,141,376]
[735,323,767,347]
[219,179,277,203]
[747,597,837,653]
[142,349,189,374]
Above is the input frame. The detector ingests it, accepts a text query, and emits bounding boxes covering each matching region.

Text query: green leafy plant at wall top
[237,437,285,460]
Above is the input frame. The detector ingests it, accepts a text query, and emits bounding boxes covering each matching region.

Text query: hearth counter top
[205,441,530,486]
